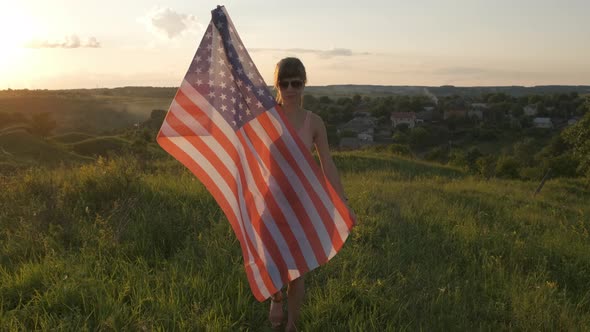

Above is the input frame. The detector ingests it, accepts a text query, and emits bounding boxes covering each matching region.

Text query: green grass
[50,132,96,144]
[1,152,589,330]
[68,136,132,157]
[0,130,92,167]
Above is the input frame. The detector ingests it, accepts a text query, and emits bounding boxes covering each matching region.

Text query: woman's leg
[269,291,284,328]
[285,276,305,331]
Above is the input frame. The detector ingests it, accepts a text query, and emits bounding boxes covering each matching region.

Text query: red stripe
[238,132,311,275]
[156,135,266,300]
[241,121,328,265]
[234,149,285,294]
[257,112,345,251]
[166,98,277,290]
[175,89,239,164]
[274,106,355,229]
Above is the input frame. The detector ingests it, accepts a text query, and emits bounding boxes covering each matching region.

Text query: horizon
[1,1,589,89]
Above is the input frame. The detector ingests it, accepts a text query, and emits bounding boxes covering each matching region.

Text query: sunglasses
[278,79,304,89]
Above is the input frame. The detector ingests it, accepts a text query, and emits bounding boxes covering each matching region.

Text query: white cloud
[25,35,101,48]
[139,7,202,40]
[250,47,369,58]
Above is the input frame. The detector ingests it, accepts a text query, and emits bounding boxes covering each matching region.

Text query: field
[1,151,589,330]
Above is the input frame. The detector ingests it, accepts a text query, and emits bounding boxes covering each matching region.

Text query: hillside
[1,151,588,330]
[0,130,92,168]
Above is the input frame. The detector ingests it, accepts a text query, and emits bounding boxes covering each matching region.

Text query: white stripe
[238,129,319,271]
[235,162,279,294]
[247,117,335,259]
[268,107,349,256]
[160,121,270,298]
[169,100,237,175]
[235,133,294,287]
[179,80,239,145]
[177,79,274,298]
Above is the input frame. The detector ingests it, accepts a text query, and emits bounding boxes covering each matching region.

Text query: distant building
[568,116,581,126]
[524,105,538,117]
[390,112,416,128]
[443,109,467,120]
[533,117,553,128]
[467,109,484,120]
[339,137,361,149]
[417,109,434,122]
[337,115,376,147]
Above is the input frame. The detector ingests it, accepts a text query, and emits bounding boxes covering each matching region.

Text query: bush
[476,155,496,179]
[424,146,449,162]
[387,144,413,157]
[495,155,521,179]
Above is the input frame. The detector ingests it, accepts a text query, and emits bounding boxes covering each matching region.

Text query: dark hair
[274,57,307,104]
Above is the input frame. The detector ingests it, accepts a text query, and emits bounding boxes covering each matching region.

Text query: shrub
[495,155,521,179]
[387,144,413,157]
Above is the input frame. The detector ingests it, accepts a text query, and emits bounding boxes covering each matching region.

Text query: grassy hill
[50,132,97,144]
[0,130,92,168]
[68,136,133,157]
[1,151,589,330]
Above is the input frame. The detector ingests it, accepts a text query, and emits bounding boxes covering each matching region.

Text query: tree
[30,112,57,137]
[562,112,590,177]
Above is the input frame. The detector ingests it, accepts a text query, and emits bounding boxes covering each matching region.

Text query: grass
[50,132,97,144]
[0,130,92,167]
[1,151,589,330]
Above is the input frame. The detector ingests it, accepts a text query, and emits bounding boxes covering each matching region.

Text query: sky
[0,0,589,89]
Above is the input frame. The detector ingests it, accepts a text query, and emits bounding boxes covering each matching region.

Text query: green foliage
[495,155,521,179]
[476,155,496,179]
[69,136,131,157]
[562,112,590,176]
[387,144,413,157]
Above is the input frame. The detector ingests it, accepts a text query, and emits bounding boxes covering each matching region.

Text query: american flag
[157,6,355,301]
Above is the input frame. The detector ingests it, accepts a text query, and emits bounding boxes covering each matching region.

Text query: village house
[337,114,376,148]
[390,112,416,129]
[467,103,488,120]
[523,105,538,117]
[533,117,553,129]
[443,109,467,120]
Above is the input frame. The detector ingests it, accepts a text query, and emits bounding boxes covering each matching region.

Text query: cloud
[25,35,101,48]
[250,47,370,58]
[140,7,202,39]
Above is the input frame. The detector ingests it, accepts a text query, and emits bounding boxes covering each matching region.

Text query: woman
[269,57,351,331]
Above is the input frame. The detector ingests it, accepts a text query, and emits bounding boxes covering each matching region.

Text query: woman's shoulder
[303,109,325,125]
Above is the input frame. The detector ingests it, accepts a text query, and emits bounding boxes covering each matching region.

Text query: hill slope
[0,152,588,330]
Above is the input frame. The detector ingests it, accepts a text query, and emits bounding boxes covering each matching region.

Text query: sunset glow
[0,0,588,89]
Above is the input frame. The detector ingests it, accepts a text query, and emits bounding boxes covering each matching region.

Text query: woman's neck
[281,102,302,114]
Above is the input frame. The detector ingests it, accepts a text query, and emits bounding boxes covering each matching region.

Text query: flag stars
[220,104,227,112]
[208,91,216,98]
[231,97,236,103]
[257,88,265,96]
[220,82,227,89]
[220,93,227,100]
[256,101,263,109]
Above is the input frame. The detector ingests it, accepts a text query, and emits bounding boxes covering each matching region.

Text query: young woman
[269,57,351,331]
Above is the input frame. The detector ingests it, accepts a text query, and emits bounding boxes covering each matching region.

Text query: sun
[0,4,37,68]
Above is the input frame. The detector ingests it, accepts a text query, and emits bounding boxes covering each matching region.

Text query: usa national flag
[157,5,355,301]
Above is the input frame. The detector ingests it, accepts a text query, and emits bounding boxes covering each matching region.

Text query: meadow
[1,150,589,331]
